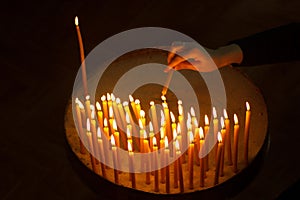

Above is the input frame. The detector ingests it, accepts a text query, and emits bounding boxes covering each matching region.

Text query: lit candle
[109,106,114,135]
[173,139,179,189]
[101,95,109,123]
[150,101,159,136]
[135,99,141,119]
[164,136,170,193]
[190,107,197,132]
[129,95,137,119]
[178,100,187,158]
[115,98,126,150]
[97,127,106,178]
[188,131,194,189]
[213,107,218,162]
[160,127,166,184]
[140,110,146,127]
[199,127,205,187]
[85,95,92,121]
[233,114,240,173]
[139,119,144,153]
[143,131,151,185]
[116,98,126,129]
[162,96,171,143]
[86,118,97,173]
[152,137,159,192]
[204,114,209,171]
[113,120,120,147]
[214,132,223,185]
[220,117,226,177]
[107,93,112,108]
[149,122,154,151]
[91,109,100,163]
[111,135,119,184]
[223,109,233,165]
[96,101,103,129]
[103,118,110,165]
[124,102,137,145]
[175,140,184,193]
[75,98,86,154]
[128,141,136,188]
[244,102,251,165]
[194,120,200,166]
[74,16,88,96]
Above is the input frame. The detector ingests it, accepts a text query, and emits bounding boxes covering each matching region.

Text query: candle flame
[170,111,175,123]
[109,106,114,118]
[75,16,79,26]
[178,100,182,105]
[153,137,157,146]
[149,122,153,132]
[161,95,166,101]
[175,140,180,151]
[123,101,128,107]
[164,136,169,148]
[194,118,199,128]
[162,102,168,109]
[177,123,181,134]
[223,109,228,119]
[107,93,111,101]
[189,131,194,143]
[104,118,108,127]
[116,98,121,104]
[91,109,95,119]
[129,95,134,102]
[204,114,209,126]
[213,107,217,119]
[128,141,132,152]
[140,110,145,118]
[134,99,140,105]
[246,102,250,111]
[187,112,191,122]
[113,119,117,130]
[77,99,84,109]
[160,127,165,139]
[125,112,130,124]
[139,119,144,129]
[90,104,95,112]
[111,135,116,146]
[173,128,177,140]
[190,107,195,117]
[178,104,183,116]
[86,118,90,132]
[150,101,154,106]
[199,127,204,140]
[234,114,238,125]
[101,95,106,101]
[111,93,115,101]
[127,127,131,138]
[85,95,90,101]
[97,127,102,138]
[217,132,222,143]
[220,116,225,129]
[96,102,102,111]
[187,120,192,131]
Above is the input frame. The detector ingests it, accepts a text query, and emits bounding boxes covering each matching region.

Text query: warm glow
[204,114,209,126]
[111,93,115,101]
[150,101,154,106]
[199,127,204,140]
[161,95,166,101]
[187,120,192,131]
[194,118,198,128]
[153,137,157,146]
[86,118,90,132]
[213,107,217,119]
[140,110,145,118]
[128,141,132,152]
[123,101,128,107]
[107,93,111,101]
[85,95,90,101]
[220,117,225,129]
[116,98,121,104]
[178,104,183,116]
[109,106,114,118]
[190,107,195,117]
[178,100,182,105]
[223,109,228,119]
[75,16,79,26]
[162,102,168,109]
[189,131,194,144]
[164,136,169,148]
[113,119,117,130]
[139,119,144,129]
[101,95,106,101]
[90,105,95,112]
[234,114,239,125]
[170,112,175,123]
[129,95,134,102]
[149,122,153,132]
[77,99,84,109]
[217,132,222,143]
[160,127,165,139]
[104,118,108,127]
[134,99,140,105]
[160,111,165,126]
[246,102,250,111]
[96,102,101,111]
[173,128,177,140]
[143,130,147,138]
[125,112,130,124]
[97,127,102,138]
[175,140,180,151]
[187,113,191,122]
[126,127,131,138]
[111,135,116,146]
[177,123,181,134]
[91,109,95,119]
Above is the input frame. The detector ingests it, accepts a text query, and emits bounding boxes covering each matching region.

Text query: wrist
[215,44,243,67]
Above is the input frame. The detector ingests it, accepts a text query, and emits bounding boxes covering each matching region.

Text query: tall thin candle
[244,102,251,165]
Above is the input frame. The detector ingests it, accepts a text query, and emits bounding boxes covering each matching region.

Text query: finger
[167,43,184,64]
[168,55,187,68]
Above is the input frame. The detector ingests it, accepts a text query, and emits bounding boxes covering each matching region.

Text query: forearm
[213,44,243,68]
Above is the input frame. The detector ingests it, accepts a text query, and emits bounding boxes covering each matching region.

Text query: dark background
[1,0,299,199]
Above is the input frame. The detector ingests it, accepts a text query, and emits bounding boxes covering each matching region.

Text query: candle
[85,95,92,121]
[129,95,138,119]
[160,127,166,184]
[153,137,159,192]
[127,141,136,188]
[220,117,226,177]
[135,99,141,119]
[178,100,187,160]
[75,98,86,154]
[149,122,154,151]
[188,131,194,189]
[103,118,110,165]
[213,107,218,162]
[175,140,184,193]
[97,127,106,178]
[115,98,127,150]
[74,16,88,96]
[233,114,240,173]
[140,110,146,127]
[199,127,205,187]
[194,120,200,166]
[139,119,144,153]
[113,120,120,147]
[91,109,100,164]
[109,106,115,135]
[86,118,97,173]
[162,96,171,143]
[107,93,112,108]
[124,101,137,148]
[244,102,251,165]
[96,101,103,129]
[223,109,233,165]
[204,114,209,171]
[150,101,159,136]
[101,95,109,123]
[214,132,223,185]
[173,139,179,189]
[164,136,170,193]
[116,98,126,129]
[111,135,119,184]
[190,107,197,132]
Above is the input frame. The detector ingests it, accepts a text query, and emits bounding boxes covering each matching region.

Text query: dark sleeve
[232,23,299,66]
